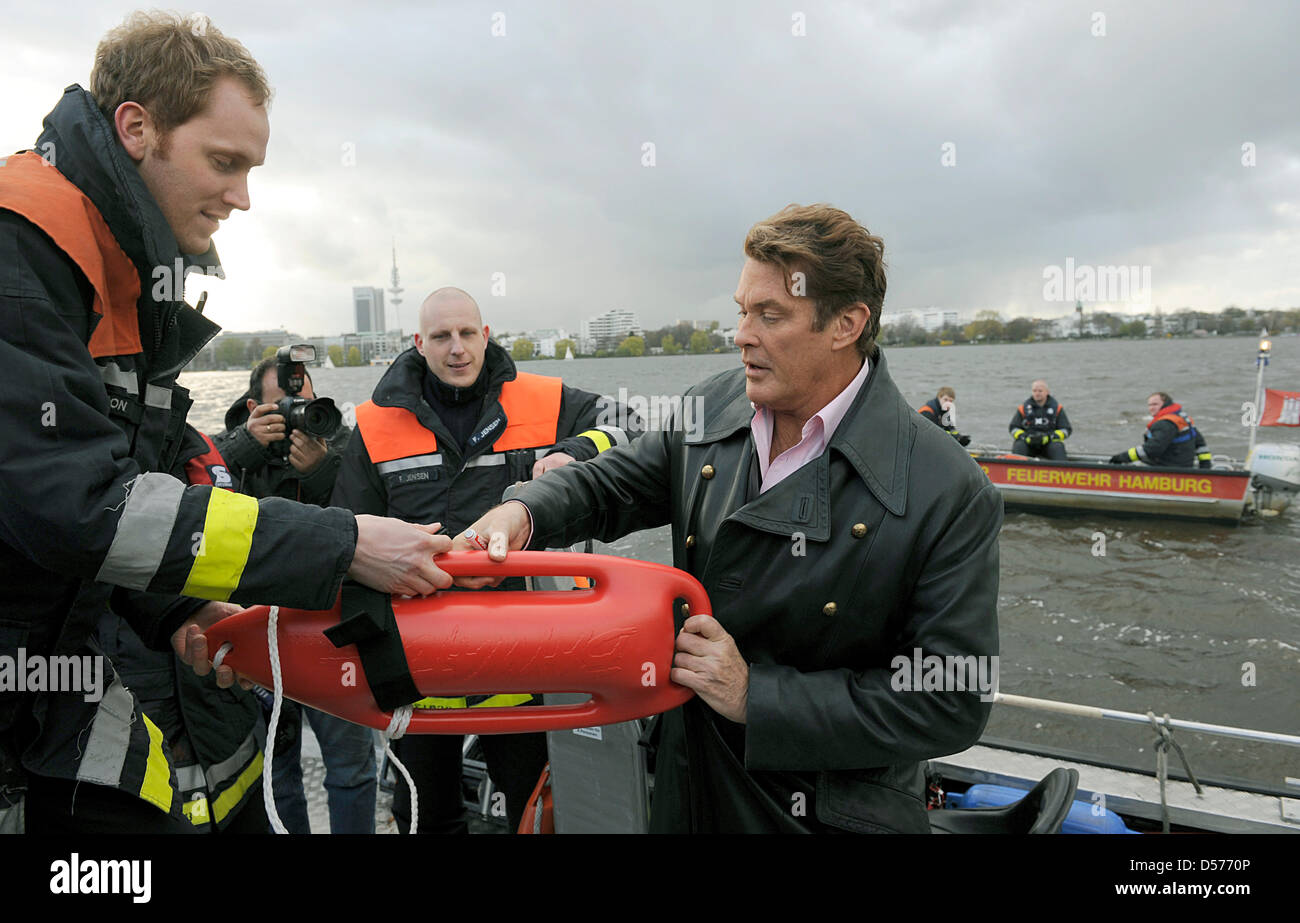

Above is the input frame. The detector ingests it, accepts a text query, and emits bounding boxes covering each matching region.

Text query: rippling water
[181,336,1300,789]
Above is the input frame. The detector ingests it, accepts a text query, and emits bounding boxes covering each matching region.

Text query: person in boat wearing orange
[1108,392,1212,468]
[1009,379,1071,459]
[917,387,971,446]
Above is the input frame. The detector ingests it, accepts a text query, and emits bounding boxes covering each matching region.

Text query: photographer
[214,354,347,503]
[213,350,376,834]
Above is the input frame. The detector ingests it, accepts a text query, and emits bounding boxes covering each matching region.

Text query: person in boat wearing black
[1108,392,1213,468]
[1009,379,1071,459]
[331,286,637,834]
[453,204,1001,834]
[213,360,377,834]
[917,387,971,446]
[0,12,452,833]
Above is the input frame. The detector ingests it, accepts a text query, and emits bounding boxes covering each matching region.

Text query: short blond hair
[91,11,271,138]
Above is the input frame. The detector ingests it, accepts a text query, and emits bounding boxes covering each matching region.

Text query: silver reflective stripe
[144,384,172,409]
[534,448,551,460]
[176,764,206,793]
[99,361,139,395]
[464,454,506,468]
[75,677,134,787]
[376,453,442,475]
[204,726,259,790]
[95,473,185,590]
[596,424,629,447]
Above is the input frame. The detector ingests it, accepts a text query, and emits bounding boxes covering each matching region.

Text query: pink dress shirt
[750,356,870,494]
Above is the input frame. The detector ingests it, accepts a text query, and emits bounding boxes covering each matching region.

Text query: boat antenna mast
[1247,328,1271,458]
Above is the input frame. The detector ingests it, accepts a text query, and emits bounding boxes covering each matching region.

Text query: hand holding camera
[247,401,287,447]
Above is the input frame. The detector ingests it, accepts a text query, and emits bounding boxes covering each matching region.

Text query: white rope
[383,705,418,834]
[249,604,419,834]
[261,605,289,834]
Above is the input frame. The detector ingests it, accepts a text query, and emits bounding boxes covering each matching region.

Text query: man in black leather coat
[453,205,1002,833]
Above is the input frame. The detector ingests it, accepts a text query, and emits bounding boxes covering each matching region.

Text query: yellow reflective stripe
[412,696,468,709]
[182,489,260,600]
[1127,447,1139,461]
[411,694,534,709]
[138,714,174,813]
[182,795,212,826]
[578,429,613,453]
[211,749,264,824]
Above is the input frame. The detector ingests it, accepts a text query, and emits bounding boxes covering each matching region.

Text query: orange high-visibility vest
[354,373,563,464]
[0,151,142,357]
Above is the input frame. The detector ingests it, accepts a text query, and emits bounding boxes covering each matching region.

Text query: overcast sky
[3,0,1297,337]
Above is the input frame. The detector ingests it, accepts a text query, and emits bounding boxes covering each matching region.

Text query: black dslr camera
[275,345,342,453]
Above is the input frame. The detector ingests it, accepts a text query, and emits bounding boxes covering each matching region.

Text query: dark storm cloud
[2,0,1296,335]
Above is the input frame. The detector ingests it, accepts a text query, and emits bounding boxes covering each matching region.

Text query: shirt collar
[750,354,871,466]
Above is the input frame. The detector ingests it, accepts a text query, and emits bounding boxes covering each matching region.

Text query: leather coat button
[822,602,837,616]
[852,523,867,538]
[685,534,696,548]
[701,464,715,480]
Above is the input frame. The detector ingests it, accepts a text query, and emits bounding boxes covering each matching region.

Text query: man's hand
[1108,450,1134,465]
[172,601,248,689]
[348,515,454,596]
[288,430,329,474]
[671,615,749,723]
[449,501,534,589]
[532,451,576,478]
[246,403,286,448]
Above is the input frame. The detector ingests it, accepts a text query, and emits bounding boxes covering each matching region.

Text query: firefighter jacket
[0,87,355,817]
[331,342,633,708]
[1009,394,1072,442]
[97,427,265,830]
[1137,403,1202,468]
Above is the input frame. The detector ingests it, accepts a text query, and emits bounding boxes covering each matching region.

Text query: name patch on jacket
[107,391,143,425]
[393,469,436,485]
[467,412,505,452]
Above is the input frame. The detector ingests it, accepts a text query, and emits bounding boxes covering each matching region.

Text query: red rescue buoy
[206,552,704,734]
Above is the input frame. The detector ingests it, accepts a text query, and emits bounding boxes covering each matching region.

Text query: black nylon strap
[323,582,422,711]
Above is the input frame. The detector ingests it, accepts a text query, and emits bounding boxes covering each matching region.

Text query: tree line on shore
[881,306,1298,348]
[189,305,1298,371]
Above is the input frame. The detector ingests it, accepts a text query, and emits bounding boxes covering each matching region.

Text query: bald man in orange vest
[332,287,637,833]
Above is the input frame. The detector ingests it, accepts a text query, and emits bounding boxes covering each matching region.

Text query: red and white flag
[1260,388,1300,426]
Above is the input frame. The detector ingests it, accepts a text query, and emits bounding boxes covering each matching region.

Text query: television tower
[388,241,404,334]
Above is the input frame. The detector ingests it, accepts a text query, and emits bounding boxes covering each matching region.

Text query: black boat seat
[929,768,1079,834]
